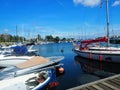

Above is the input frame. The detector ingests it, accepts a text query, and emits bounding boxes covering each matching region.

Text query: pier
[68,74,120,90]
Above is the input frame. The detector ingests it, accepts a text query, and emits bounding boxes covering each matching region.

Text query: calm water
[34,43,120,90]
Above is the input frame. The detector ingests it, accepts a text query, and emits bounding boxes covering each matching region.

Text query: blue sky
[0,0,120,39]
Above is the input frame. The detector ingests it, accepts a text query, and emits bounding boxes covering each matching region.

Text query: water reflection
[74,56,120,78]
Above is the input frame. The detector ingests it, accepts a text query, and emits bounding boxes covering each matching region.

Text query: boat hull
[0,56,64,80]
[0,56,33,67]
[0,56,64,68]
[0,70,52,90]
[74,48,120,63]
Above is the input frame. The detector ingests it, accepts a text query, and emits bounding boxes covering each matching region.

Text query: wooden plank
[110,79,120,86]
[114,78,120,83]
[91,84,104,90]
[71,87,89,90]
[114,77,120,81]
[80,87,89,90]
[105,80,120,89]
[102,82,120,90]
[86,86,97,90]
[96,83,113,90]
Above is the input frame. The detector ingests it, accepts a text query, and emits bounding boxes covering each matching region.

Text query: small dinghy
[0,63,64,90]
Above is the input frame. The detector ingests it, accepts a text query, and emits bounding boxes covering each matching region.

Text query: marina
[0,42,120,90]
[34,43,120,90]
[0,0,120,90]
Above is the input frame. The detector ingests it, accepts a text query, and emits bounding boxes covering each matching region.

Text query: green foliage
[45,35,54,41]
[0,34,75,43]
[0,34,25,42]
[61,38,66,41]
[45,35,61,43]
[54,36,60,43]
[37,34,42,41]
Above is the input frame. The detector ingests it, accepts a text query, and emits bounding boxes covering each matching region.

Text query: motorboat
[0,56,64,80]
[0,45,37,67]
[0,70,52,90]
[0,44,37,56]
[0,55,34,67]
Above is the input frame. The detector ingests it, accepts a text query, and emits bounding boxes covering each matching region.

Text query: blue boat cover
[11,45,28,55]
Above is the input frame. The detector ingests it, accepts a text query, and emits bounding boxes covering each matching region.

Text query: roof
[15,56,50,69]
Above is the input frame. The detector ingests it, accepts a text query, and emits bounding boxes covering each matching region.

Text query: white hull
[0,45,37,67]
[0,56,64,80]
[0,70,52,90]
[0,56,34,67]
[0,55,64,67]
[74,48,120,63]
[89,46,120,51]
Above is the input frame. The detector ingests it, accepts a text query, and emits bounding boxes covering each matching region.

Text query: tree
[0,35,4,42]
[54,36,60,43]
[9,35,13,42]
[37,34,42,41]
[45,35,54,41]
[61,38,66,42]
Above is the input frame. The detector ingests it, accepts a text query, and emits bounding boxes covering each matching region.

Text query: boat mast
[106,0,110,47]
[16,25,18,42]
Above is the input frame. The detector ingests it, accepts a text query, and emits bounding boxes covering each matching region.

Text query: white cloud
[112,0,120,7]
[73,0,101,7]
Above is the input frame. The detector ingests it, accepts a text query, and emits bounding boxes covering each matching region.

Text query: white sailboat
[73,0,120,63]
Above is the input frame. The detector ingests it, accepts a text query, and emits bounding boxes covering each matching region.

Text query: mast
[106,0,110,47]
[16,25,18,42]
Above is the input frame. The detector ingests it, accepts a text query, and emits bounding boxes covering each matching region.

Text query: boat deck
[68,74,120,90]
[16,56,49,69]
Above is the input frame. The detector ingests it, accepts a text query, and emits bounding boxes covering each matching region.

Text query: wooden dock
[68,74,120,90]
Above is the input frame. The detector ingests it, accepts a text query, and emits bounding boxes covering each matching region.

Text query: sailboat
[73,0,120,63]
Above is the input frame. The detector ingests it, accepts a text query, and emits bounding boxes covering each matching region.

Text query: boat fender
[58,67,64,74]
[49,81,59,88]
